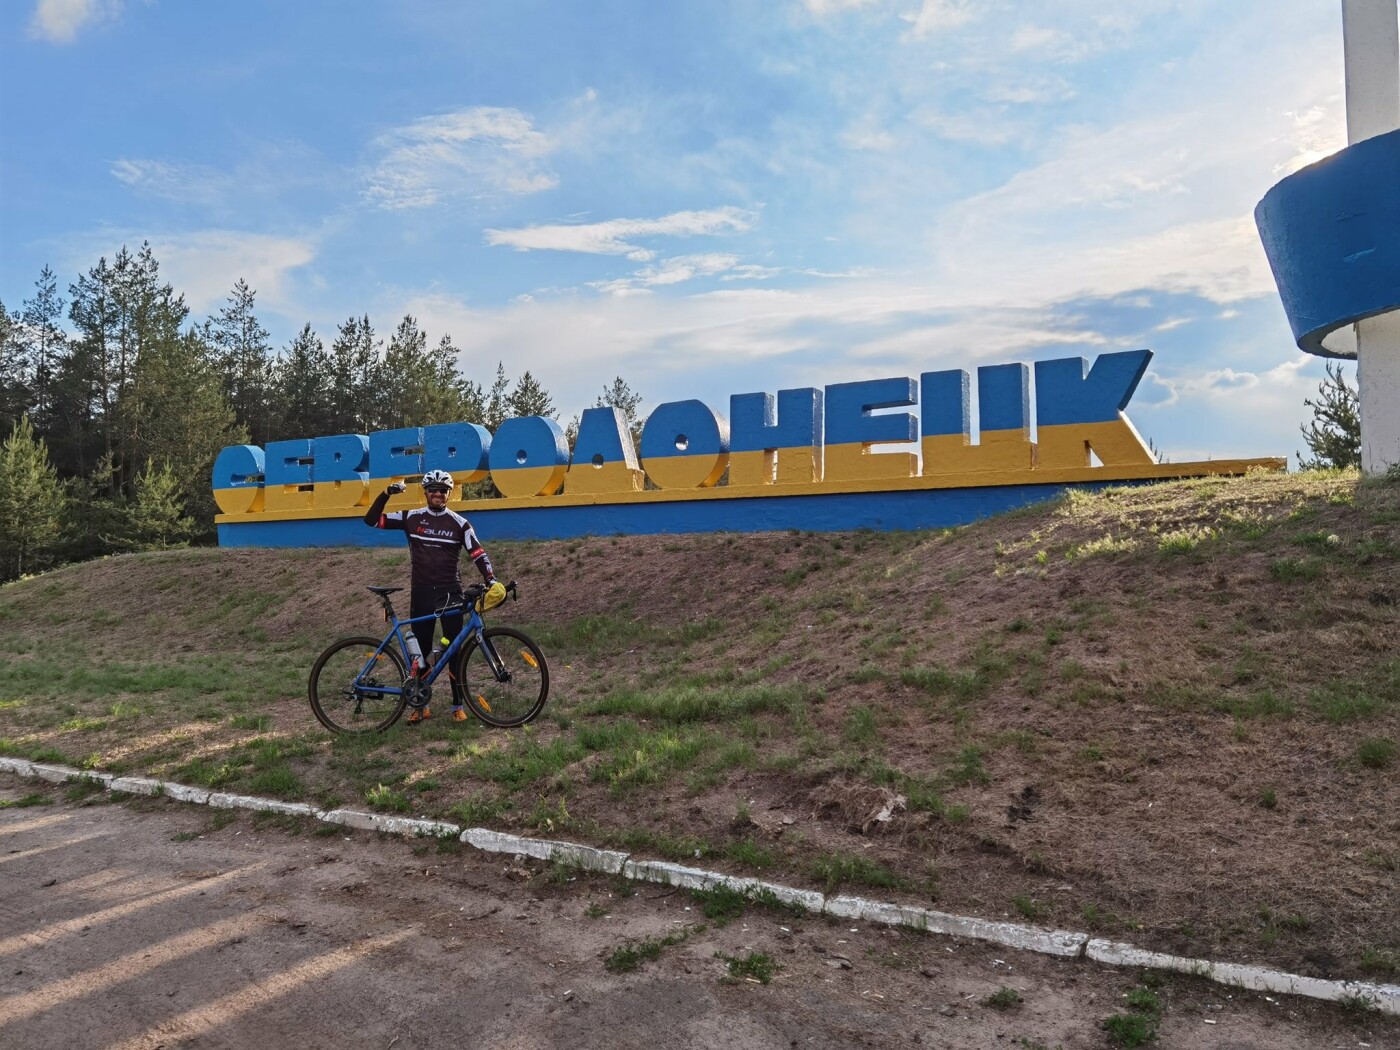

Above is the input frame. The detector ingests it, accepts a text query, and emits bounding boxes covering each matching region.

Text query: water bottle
[428,639,444,667]
[403,631,423,670]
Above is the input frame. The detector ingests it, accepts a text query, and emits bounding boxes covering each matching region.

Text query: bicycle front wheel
[457,627,549,727]
[309,636,408,734]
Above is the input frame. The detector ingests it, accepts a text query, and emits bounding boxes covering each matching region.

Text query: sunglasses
[425,485,450,494]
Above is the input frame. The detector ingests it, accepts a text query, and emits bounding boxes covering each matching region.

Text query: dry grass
[1,467,1397,981]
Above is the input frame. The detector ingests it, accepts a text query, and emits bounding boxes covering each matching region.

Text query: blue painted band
[217,481,1150,545]
[1255,127,1400,359]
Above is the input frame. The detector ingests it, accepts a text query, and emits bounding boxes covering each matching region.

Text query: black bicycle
[308,581,549,734]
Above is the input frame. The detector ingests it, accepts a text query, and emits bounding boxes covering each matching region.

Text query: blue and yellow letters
[211,348,1281,543]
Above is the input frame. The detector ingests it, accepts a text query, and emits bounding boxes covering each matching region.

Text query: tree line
[0,242,642,582]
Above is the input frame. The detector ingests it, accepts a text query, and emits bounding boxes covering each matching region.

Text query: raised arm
[364,482,405,528]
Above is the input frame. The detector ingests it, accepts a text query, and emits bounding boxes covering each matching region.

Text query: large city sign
[212,348,1282,546]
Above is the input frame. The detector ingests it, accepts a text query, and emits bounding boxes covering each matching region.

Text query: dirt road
[0,785,1389,1049]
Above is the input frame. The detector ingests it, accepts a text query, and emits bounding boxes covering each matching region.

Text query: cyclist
[364,469,504,723]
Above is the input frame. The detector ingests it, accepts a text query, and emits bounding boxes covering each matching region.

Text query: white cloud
[924,29,1345,313]
[901,0,978,39]
[802,0,880,17]
[110,142,332,211]
[982,75,1076,106]
[485,207,755,256]
[137,231,317,315]
[363,107,558,210]
[27,0,119,43]
[110,159,229,206]
[590,253,743,295]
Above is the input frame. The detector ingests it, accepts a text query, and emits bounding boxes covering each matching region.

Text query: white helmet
[421,469,454,490]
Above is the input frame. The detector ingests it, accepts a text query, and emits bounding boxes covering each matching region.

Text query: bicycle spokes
[309,637,409,735]
[461,627,548,728]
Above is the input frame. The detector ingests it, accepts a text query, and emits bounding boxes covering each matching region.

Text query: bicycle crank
[402,675,433,709]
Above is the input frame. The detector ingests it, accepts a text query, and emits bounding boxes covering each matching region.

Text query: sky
[0,0,1368,465]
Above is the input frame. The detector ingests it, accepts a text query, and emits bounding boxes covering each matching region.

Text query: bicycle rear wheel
[457,627,549,727]
[309,636,408,734]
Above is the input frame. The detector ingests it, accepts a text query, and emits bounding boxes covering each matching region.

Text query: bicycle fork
[474,630,511,683]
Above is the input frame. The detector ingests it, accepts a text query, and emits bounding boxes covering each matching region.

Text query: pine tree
[0,299,28,437]
[203,279,274,445]
[270,324,334,439]
[20,265,67,433]
[508,369,555,419]
[485,362,511,432]
[116,460,195,551]
[64,244,188,494]
[0,416,65,581]
[433,334,486,424]
[328,316,381,434]
[595,375,644,445]
[1298,361,1361,470]
[131,330,247,537]
[54,253,117,481]
[379,315,432,429]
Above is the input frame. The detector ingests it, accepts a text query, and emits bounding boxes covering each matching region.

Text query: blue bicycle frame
[368,583,512,699]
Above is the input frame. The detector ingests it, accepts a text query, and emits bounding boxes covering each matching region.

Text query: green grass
[587,725,716,794]
[842,705,879,746]
[947,745,989,786]
[467,735,587,788]
[172,756,242,788]
[721,836,774,870]
[1307,681,1390,723]
[1157,526,1214,554]
[809,851,901,892]
[1271,556,1322,582]
[717,950,778,984]
[1357,737,1395,769]
[691,884,748,925]
[1359,947,1399,977]
[0,792,49,809]
[587,683,815,724]
[1102,985,1162,1049]
[365,783,411,812]
[604,927,695,974]
[985,986,1022,1010]
[1012,895,1045,920]
[447,794,510,825]
[246,765,306,798]
[899,665,985,701]
[1215,690,1294,720]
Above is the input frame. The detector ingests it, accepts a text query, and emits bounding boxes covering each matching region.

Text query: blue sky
[0,0,1361,465]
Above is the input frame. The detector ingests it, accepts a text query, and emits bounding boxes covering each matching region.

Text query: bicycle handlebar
[433,579,518,615]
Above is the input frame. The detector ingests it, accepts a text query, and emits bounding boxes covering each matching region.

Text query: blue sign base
[216,481,1137,547]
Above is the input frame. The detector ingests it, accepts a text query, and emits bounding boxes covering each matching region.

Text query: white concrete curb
[320,809,459,838]
[620,858,828,913]
[108,776,164,796]
[3,759,1397,1016]
[826,895,1087,958]
[1087,939,1400,1014]
[206,792,317,818]
[463,827,629,874]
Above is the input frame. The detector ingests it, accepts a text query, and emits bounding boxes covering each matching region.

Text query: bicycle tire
[309,636,408,734]
[456,627,549,727]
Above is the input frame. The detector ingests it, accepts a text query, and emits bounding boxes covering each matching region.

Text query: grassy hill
[1,468,1397,984]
